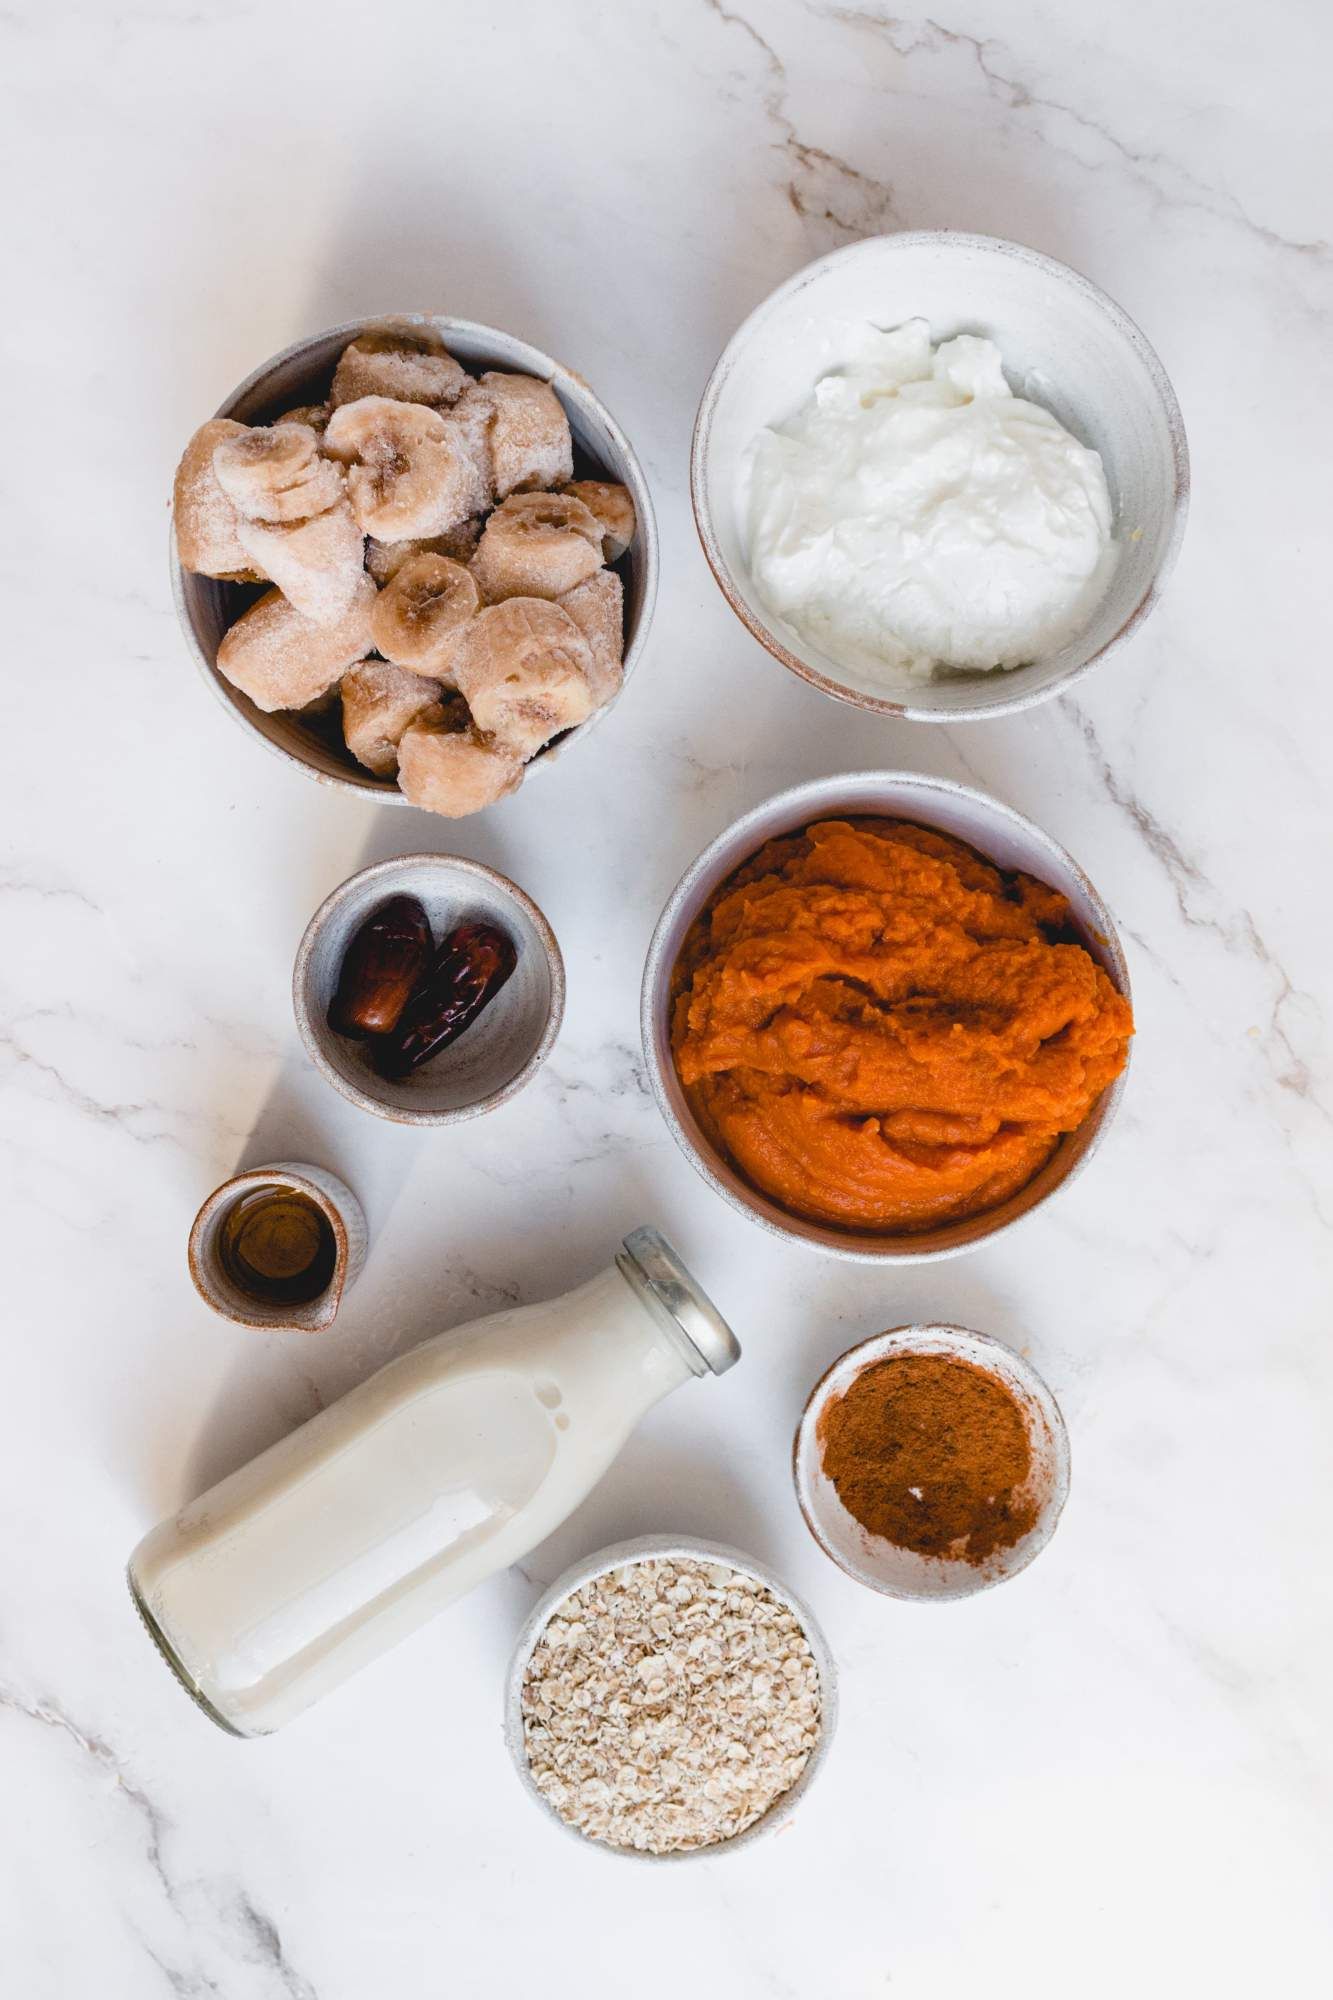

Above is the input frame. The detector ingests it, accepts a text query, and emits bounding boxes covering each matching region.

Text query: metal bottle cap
[615,1226,742,1379]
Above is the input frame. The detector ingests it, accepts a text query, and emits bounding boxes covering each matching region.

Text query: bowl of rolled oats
[171,315,657,815]
[505,1534,836,1860]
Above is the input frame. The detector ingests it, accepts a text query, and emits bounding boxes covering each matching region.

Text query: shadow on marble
[294,156,551,362]
[779,1251,1077,1434]
[349,790,532,882]
[233,1042,425,1262]
[489,1430,774,1626]
[615,629,1038,902]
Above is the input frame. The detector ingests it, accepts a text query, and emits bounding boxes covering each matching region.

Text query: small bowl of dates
[294,854,563,1124]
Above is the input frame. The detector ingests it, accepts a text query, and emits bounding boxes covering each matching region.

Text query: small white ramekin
[504,1534,838,1862]
[642,770,1132,1262]
[692,231,1188,722]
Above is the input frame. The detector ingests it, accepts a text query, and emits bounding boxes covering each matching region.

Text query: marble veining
[0,1681,318,1997]
[822,6,1332,263]
[704,0,906,234]
[2,0,1330,1995]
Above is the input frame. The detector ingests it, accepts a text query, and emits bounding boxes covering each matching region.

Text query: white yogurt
[128,1236,738,1735]
[744,319,1117,681]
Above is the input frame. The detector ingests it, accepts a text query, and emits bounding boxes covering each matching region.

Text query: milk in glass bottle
[129,1229,739,1734]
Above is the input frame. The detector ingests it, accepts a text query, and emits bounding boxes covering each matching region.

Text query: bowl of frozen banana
[171,316,658,817]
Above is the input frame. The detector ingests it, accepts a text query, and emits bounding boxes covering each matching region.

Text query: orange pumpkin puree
[670,818,1133,1234]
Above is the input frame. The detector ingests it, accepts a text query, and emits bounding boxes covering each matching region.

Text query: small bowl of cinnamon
[794,1324,1070,1600]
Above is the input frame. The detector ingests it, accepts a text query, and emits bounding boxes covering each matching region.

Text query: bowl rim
[640,769,1133,1263]
[690,229,1190,723]
[793,1322,1071,1600]
[292,851,565,1125]
[502,1532,839,1862]
[172,311,660,801]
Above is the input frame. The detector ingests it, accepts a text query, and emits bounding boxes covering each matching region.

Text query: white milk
[129,1230,739,1735]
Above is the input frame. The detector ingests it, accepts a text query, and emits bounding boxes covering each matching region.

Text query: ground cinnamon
[816,1351,1039,1565]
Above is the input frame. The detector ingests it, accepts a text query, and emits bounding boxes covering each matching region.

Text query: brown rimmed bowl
[641,770,1132,1263]
[172,313,658,800]
[187,1160,366,1333]
[294,853,563,1125]
[691,232,1188,722]
[794,1324,1071,1599]
[503,1534,837,1861]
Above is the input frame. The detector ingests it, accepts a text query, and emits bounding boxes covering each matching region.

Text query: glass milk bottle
[129,1229,739,1736]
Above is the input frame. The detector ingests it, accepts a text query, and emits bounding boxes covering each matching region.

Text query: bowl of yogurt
[692,233,1188,721]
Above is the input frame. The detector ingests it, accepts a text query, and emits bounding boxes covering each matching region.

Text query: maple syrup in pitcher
[217,1187,337,1307]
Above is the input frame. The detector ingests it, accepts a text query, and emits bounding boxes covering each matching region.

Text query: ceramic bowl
[172,313,658,799]
[794,1324,1071,1599]
[642,770,1132,1262]
[187,1160,366,1332]
[692,231,1188,721]
[504,1534,837,1861]
[294,853,563,1125]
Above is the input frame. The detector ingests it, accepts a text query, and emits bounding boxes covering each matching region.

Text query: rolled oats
[520,1557,822,1854]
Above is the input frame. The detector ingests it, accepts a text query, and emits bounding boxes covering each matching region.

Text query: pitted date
[376,921,518,1078]
[327,895,432,1038]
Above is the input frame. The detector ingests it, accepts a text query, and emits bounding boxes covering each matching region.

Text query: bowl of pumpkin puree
[642,773,1133,1261]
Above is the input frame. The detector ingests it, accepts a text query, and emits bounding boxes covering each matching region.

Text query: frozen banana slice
[397,719,525,818]
[477,371,573,497]
[441,384,496,512]
[324,397,481,539]
[213,422,345,525]
[331,330,468,410]
[453,598,594,760]
[341,658,447,776]
[370,554,480,680]
[365,519,483,583]
[173,418,263,578]
[561,480,636,560]
[278,402,330,435]
[558,569,625,707]
[236,501,366,627]
[216,575,377,713]
[469,492,604,603]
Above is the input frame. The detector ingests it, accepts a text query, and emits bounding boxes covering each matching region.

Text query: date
[375,920,518,1078]
[327,895,433,1039]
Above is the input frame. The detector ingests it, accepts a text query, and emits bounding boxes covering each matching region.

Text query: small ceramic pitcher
[188,1161,366,1332]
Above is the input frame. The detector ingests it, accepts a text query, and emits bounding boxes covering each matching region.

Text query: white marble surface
[3,2,1330,1994]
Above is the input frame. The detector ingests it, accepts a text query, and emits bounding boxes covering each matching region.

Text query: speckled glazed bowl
[187,1160,367,1333]
[172,313,658,799]
[504,1534,837,1862]
[642,771,1132,1263]
[795,1324,1071,1600]
[692,231,1188,721]
[294,852,563,1125]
